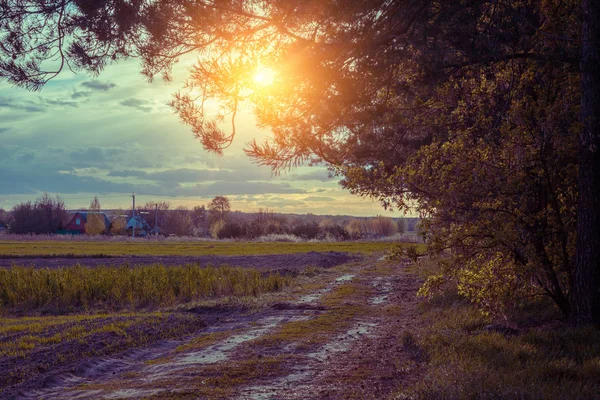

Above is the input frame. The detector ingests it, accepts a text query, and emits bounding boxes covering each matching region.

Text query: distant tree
[291,221,321,240]
[370,216,397,237]
[346,219,367,240]
[209,219,226,239]
[110,216,128,236]
[86,196,105,235]
[138,201,170,232]
[164,206,193,236]
[10,194,68,234]
[396,219,405,235]
[208,196,231,223]
[0,208,12,227]
[191,205,207,236]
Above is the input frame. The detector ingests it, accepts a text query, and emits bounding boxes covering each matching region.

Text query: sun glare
[253,67,276,86]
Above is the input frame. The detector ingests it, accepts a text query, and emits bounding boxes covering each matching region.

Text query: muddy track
[0,252,360,271]
[5,259,422,400]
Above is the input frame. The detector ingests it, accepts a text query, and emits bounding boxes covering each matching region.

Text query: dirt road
[5,258,422,399]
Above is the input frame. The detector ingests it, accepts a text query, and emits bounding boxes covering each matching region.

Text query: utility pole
[155,203,159,234]
[132,192,136,238]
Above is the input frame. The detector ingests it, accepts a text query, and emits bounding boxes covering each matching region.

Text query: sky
[0,58,406,217]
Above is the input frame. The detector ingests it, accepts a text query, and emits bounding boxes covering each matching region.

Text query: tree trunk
[574,0,600,326]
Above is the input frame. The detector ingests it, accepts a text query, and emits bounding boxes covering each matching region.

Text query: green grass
[0,264,292,315]
[0,240,415,257]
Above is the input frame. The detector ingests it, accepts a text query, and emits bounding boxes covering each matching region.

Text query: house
[125,215,151,237]
[0,222,7,234]
[64,211,111,234]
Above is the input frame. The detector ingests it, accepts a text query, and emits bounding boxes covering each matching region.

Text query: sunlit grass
[396,258,600,400]
[0,264,292,315]
[0,240,418,257]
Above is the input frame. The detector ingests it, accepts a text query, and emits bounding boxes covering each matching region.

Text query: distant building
[125,215,151,236]
[64,211,111,234]
[0,222,7,234]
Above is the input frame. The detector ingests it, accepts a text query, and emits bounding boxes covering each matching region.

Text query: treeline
[0,194,418,240]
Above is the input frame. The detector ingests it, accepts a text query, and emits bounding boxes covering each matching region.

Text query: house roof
[70,211,111,228]
[126,215,151,230]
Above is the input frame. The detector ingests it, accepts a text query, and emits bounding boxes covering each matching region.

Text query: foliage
[109,215,128,235]
[86,196,106,235]
[164,206,194,236]
[0,264,291,314]
[208,196,231,224]
[398,289,600,400]
[9,193,68,234]
[209,219,226,239]
[370,216,397,237]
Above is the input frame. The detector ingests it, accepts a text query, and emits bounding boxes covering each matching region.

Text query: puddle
[298,274,355,304]
[308,322,377,362]
[335,274,355,283]
[369,278,392,305]
[103,389,161,399]
[298,289,329,303]
[370,295,389,304]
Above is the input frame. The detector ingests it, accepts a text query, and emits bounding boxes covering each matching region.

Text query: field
[0,239,597,399]
[0,240,405,257]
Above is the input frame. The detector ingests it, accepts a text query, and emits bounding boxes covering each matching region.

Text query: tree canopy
[2,0,598,324]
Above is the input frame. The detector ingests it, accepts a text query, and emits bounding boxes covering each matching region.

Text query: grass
[0,311,204,394]
[0,264,292,315]
[396,257,600,400]
[0,240,421,257]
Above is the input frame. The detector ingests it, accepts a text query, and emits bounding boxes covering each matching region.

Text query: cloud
[286,170,332,182]
[44,98,78,108]
[0,96,78,112]
[0,97,45,112]
[120,98,153,113]
[72,80,117,99]
[0,127,9,134]
[108,167,272,183]
[303,196,335,202]
[257,198,307,208]
[69,147,106,164]
[81,81,117,91]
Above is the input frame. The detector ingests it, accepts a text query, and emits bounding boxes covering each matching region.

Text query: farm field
[0,240,410,257]
[1,241,598,399]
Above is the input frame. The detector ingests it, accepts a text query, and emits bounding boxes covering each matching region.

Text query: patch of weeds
[0,265,292,315]
[396,290,600,400]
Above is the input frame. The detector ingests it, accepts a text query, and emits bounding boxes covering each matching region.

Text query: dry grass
[396,258,600,400]
[0,264,291,315]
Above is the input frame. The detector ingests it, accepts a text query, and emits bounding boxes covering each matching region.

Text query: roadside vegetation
[395,258,600,400]
[0,264,291,315]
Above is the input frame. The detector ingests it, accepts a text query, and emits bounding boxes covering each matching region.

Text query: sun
[253,67,276,87]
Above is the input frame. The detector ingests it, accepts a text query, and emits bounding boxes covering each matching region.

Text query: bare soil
[2,257,424,400]
[0,251,360,271]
